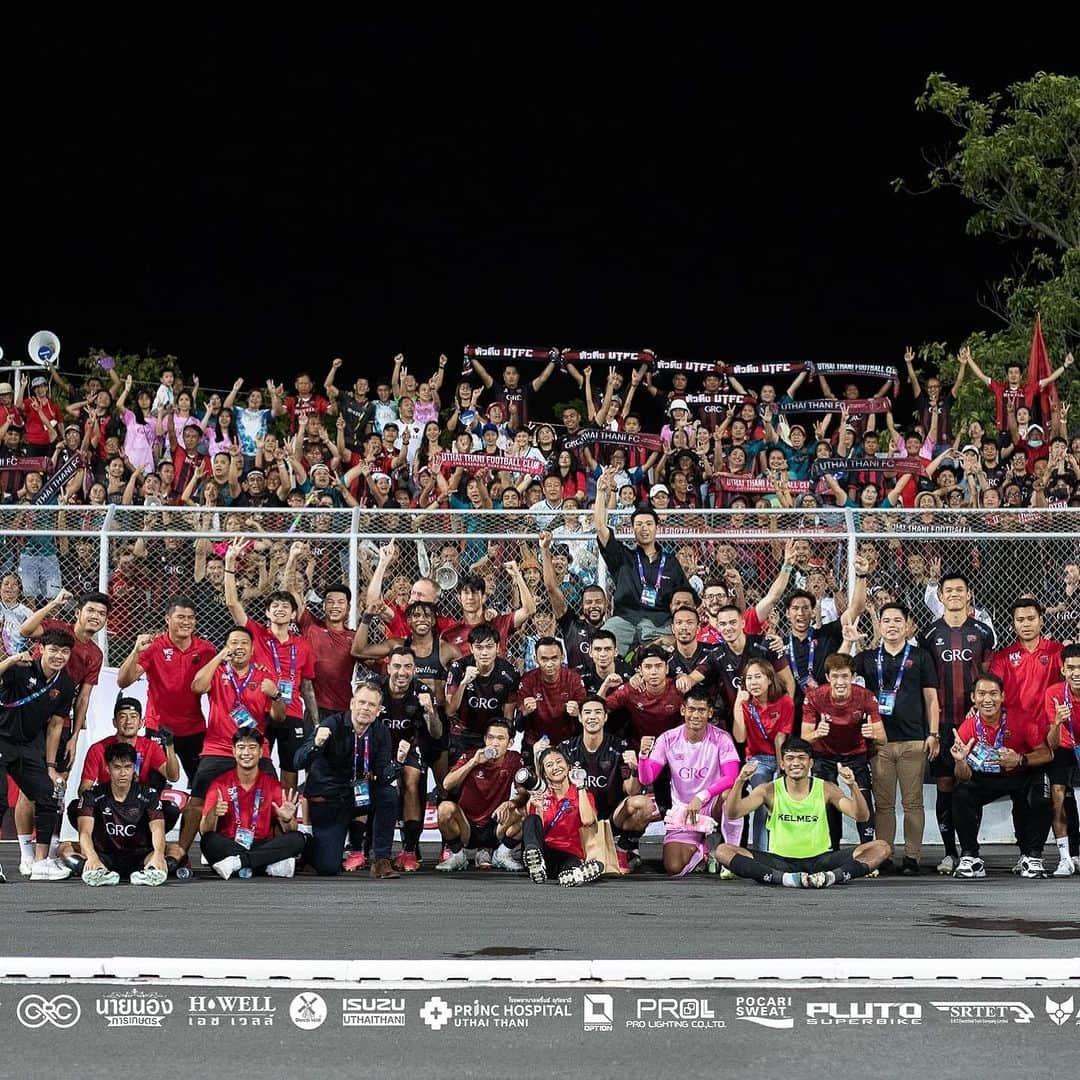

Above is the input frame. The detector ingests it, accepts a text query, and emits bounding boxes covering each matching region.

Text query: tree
[897,72,1080,430]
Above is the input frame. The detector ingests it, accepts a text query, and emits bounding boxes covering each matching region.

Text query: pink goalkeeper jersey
[638,724,740,803]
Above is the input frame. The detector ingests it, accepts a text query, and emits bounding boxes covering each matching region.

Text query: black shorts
[448,731,483,765]
[172,733,205,788]
[1049,747,1078,788]
[465,819,499,851]
[190,755,277,799]
[742,848,855,875]
[98,849,152,878]
[927,726,957,780]
[266,717,313,773]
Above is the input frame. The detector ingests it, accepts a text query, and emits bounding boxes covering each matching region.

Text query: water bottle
[707,856,719,875]
[175,866,193,881]
[239,866,253,879]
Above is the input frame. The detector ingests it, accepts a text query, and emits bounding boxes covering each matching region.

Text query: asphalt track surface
[4,835,1080,1079]
[2,841,1080,963]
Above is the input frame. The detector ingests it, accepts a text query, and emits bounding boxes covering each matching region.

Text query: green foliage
[898,72,1080,430]
[75,349,182,398]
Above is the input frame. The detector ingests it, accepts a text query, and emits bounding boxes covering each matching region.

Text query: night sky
[1,20,1071,395]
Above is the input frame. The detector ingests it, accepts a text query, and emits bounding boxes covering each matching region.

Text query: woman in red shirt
[733,659,795,849]
[521,747,603,887]
[21,374,63,456]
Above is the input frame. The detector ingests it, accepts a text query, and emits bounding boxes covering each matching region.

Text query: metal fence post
[844,507,857,603]
[97,504,116,664]
[348,505,360,630]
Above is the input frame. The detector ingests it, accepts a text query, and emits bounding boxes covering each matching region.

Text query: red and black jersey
[453,749,522,825]
[517,666,587,749]
[603,680,683,749]
[920,618,996,728]
[700,635,788,708]
[445,657,519,737]
[77,783,163,855]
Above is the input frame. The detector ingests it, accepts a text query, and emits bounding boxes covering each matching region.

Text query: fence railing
[0,506,1074,664]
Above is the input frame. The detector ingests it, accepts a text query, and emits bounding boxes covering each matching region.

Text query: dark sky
[1,20,1069,393]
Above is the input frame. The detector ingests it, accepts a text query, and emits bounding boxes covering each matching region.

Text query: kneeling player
[714,737,890,887]
[74,743,169,887]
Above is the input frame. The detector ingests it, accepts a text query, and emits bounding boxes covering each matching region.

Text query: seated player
[715,737,890,888]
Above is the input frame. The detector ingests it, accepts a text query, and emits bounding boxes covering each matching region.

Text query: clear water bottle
[239,867,253,879]
[175,866,193,881]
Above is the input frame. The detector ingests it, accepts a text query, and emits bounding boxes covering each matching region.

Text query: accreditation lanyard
[353,733,371,783]
[269,639,297,683]
[0,671,60,709]
[226,665,256,708]
[228,785,263,833]
[635,550,666,606]
[788,631,815,687]
[544,796,575,835]
[876,642,912,696]
[975,708,1007,750]
[748,700,770,741]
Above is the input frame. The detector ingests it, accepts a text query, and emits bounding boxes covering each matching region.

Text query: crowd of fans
[0,344,1078,888]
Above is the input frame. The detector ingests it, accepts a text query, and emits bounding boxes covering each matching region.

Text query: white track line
[2,958,1080,983]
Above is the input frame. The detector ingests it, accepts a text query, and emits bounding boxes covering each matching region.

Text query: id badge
[231,705,256,729]
[640,587,658,607]
[798,675,818,691]
[277,680,294,704]
[353,780,370,808]
[234,827,255,850]
[968,744,1000,774]
[877,692,896,716]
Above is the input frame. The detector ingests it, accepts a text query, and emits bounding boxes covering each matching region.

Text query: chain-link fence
[0,506,1076,665]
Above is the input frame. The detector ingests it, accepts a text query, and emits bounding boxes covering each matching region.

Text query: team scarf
[0,455,53,472]
[31,452,83,505]
[776,397,890,415]
[809,362,900,384]
[462,345,650,376]
[811,456,925,480]
[562,428,664,453]
[683,393,751,407]
[439,452,549,476]
[717,476,812,494]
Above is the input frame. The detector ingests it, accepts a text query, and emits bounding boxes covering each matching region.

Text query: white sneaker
[1010,857,1024,876]
[213,855,243,881]
[434,849,468,873]
[130,868,168,887]
[266,858,296,878]
[19,858,33,877]
[491,847,524,872]
[936,855,957,876]
[82,866,120,886]
[1053,856,1075,877]
[1019,856,1047,879]
[523,847,548,884]
[954,855,986,879]
[558,859,604,888]
[800,870,837,889]
[30,859,71,881]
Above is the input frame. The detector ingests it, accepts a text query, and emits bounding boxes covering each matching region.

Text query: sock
[48,836,59,859]
[1056,835,1070,862]
[836,857,871,882]
[727,853,779,885]
[1066,793,1079,857]
[936,790,957,858]
[402,819,422,854]
[17,835,34,863]
[348,820,367,851]
[448,838,463,854]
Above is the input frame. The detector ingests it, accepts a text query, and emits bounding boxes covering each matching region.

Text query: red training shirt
[205,769,284,842]
[740,694,795,758]
[453,749,521,825]
[518,666,587,749]
[989,637,1063,727]
[298,611,355,712]
[802,684,880,758]
[139,633,216,737]
[81,735,166,786]
[203,662,277,757]
[245,618,316,720]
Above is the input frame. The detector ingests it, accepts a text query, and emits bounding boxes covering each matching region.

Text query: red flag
[1025,313,1057,423]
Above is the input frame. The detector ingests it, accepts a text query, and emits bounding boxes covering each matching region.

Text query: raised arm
[222,537,250,626]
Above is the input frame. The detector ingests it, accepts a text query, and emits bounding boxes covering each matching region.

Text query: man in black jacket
[295,681,410,878]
